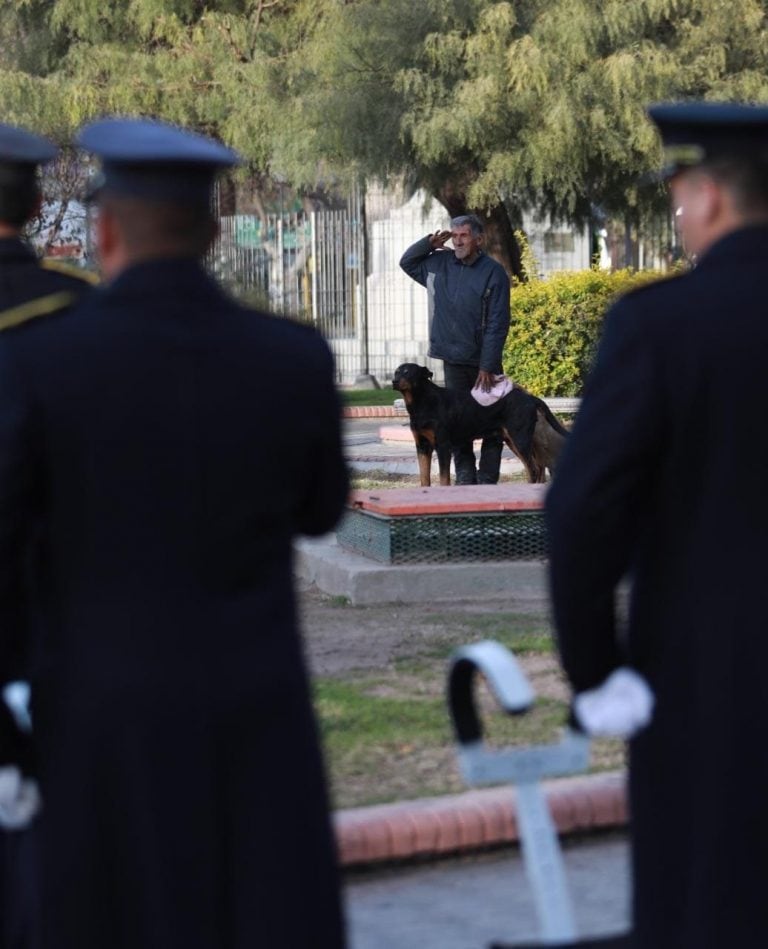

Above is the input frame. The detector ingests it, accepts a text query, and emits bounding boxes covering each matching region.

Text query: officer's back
[0,118,348,949]
[0,123,98,949]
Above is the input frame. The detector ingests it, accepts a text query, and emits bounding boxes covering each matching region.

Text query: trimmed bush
[503,267,666,397]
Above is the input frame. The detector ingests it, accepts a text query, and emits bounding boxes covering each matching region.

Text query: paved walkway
[344,832,630,948]
[342,416,528,480]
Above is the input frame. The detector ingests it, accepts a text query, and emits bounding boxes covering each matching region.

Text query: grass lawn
[309,605,625,809]
[340,388,400,407]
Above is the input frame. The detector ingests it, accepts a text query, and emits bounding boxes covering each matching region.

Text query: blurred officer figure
[400,215,510,484]
[547,102,768,949]
[0,124,95,321]
[0,118,348,949]
[0,125,95,949]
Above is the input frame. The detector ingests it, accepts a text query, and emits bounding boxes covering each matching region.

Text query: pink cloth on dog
[471,374,514,406]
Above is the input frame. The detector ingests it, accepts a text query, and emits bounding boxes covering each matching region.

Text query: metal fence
[207,186,434,384]
[208,192,368,382]
[208,188,679,386]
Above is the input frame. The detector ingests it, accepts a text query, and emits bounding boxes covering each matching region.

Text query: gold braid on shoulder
[0,292,77,333]
[40,259,100,285]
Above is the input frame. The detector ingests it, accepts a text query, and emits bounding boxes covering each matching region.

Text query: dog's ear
[420,366,433,381]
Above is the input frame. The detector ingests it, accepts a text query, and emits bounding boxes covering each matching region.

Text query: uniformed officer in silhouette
[0,124,95,324]
[0,123,95,949]
[547,102,768,949]
[0,118,348,949]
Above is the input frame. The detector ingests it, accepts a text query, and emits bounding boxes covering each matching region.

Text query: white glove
[0,766,41,830]
[2,681,31,733]
[573,667,654,738]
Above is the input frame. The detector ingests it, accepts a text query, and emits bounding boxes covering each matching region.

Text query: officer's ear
[95,203,117,255]
[94,200,130,282]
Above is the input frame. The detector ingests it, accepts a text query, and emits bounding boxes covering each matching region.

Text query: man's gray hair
[450,214,484,237]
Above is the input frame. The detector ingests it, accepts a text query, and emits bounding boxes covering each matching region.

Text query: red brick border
[334,771,627,867]
[343,406,407,418]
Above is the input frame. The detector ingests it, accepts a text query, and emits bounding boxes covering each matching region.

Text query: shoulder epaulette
[40,259,100,285]
[0,292,77,333]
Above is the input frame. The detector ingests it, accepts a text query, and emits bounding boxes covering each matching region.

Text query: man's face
[451,224,481,262]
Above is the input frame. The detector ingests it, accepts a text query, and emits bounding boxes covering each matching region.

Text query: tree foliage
[3,1,768,273]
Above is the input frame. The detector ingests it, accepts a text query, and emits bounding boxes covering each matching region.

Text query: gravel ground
[297,584,552,678]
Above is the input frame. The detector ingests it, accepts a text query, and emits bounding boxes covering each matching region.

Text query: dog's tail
[529,397,569,479]
[534,398,570,437]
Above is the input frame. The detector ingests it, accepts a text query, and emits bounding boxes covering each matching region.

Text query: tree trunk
[480,202,523,281]
[433,184,523,281]
[217,174,237,215]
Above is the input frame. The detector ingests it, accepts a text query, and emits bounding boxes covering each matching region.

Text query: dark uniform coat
[0,237,95,319]
[0,236,94,949]
[0,258,349,949]
[546,225,768,949]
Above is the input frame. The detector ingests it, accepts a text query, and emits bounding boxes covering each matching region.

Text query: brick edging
[343,406,408,418]
[334,771,627,868]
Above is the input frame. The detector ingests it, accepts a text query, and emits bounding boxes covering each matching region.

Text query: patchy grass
[415,612,556,657]
[350,472,420,491]
[324,595,351,608]
[308,602,625,808]
[348,470,531,491]
[341,388,400,406]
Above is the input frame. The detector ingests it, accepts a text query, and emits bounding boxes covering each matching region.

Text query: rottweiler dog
[392,363,568,485]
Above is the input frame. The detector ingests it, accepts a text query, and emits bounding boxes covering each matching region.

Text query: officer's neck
[0,222,22,240]
[694,212,768,258]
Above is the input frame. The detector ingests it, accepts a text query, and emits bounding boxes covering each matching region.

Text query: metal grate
[337,509,548,564]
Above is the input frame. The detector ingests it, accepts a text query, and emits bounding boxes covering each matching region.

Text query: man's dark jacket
[399,236,510,371]
[0,258,349,949]
[546,226,768,949]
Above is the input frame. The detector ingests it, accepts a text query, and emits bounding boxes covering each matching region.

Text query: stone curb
[343,406,407,418]
[333,771,627,868]
[342,398,581,420]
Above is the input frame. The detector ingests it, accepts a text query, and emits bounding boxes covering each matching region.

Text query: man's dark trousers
[443,362,503,484]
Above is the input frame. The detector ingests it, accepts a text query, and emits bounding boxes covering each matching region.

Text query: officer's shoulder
[244,305,333,365]
[613,269,688,308]
[40,258,100,286]
[0,290,77,335]
[247,305,323,340]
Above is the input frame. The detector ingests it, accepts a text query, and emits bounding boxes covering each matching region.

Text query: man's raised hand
[429,230,452,250]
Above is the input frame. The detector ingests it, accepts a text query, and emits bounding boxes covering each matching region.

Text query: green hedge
[503,268,666,397]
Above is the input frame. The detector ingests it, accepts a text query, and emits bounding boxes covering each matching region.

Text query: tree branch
[218,18,249,64]
[252,0,282,32]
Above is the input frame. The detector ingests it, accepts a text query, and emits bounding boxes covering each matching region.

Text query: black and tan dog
[392,363,568,485]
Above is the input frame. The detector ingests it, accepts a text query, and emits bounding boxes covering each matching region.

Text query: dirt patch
[298,585,553,677]
[298,585,624,809]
